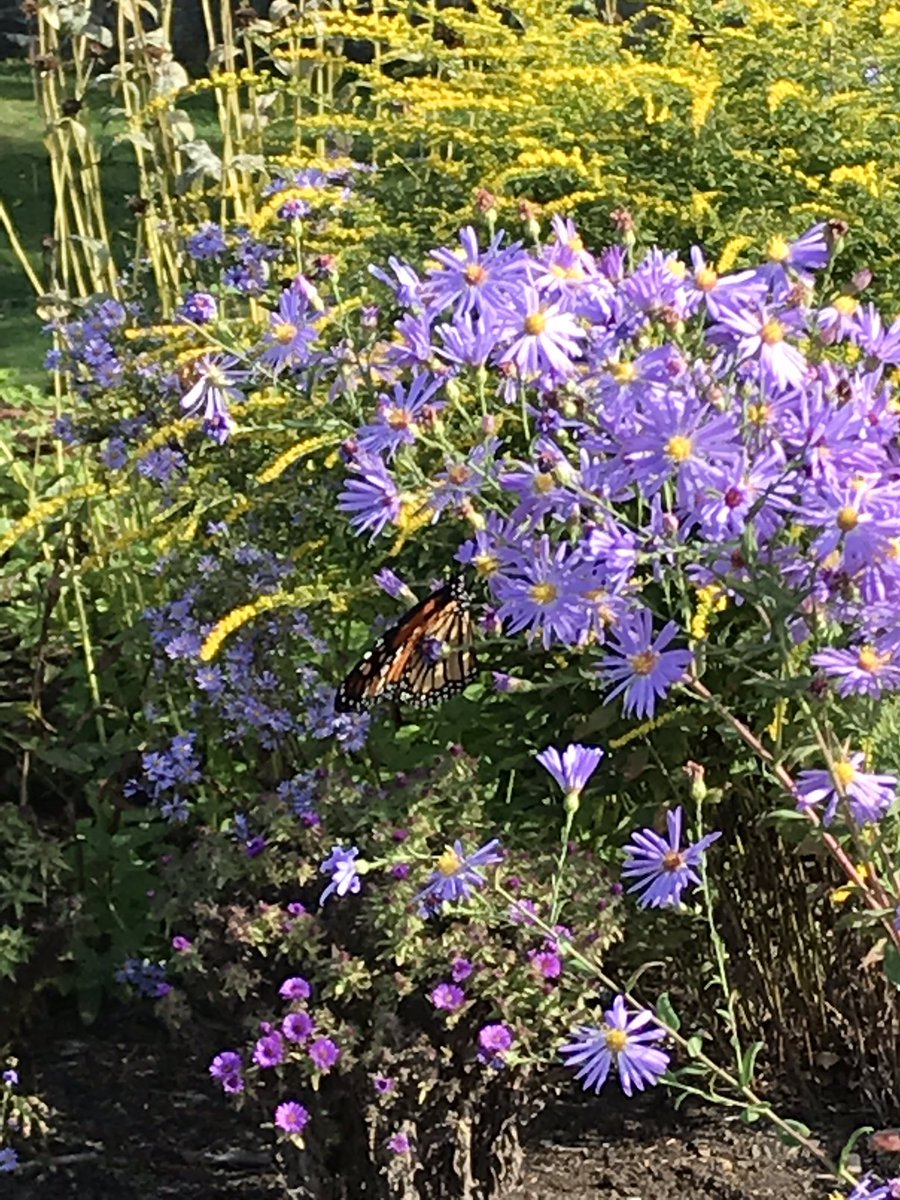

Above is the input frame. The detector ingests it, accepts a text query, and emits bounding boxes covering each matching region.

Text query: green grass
[0,62,52,386]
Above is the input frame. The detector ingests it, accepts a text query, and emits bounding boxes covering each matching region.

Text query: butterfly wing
[335,577,478,713]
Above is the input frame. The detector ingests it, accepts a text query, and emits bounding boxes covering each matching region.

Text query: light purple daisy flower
[179,354,246,444]
[496,286,584,381]
[274,1100,310,1134]
[560,995,669,1096]
[430,982,465,1011]
[417,838,503,909]
[492,535,589,649]
[811,640,900,699]
[536,744,604,802]
[338,453,402,542]
[710,303,807,391]
[621,807,721,908]
[259,286,318,374]
[320,845,362,904]
[599,609,693,719]
[795,755,896,826]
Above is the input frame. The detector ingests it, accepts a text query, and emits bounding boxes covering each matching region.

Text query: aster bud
[563,791,580,816]
[683,761,707,803]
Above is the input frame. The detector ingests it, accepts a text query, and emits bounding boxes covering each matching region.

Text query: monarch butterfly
[334,576,478,713]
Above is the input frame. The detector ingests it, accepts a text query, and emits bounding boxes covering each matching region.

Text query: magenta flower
[171,935,192,953]
[795,755,897,826]
[253,1030,285,1069]
[621,807,721,908]
[477,1023,514,1064]
[536,743,604,802]
[282,1011,315,1044]
[451,957,473,982]
[599,610,692,719]
[388,1131,412,1155]
[279,976,312,1001]
[308,1036,341,1073]
[209,1050,244,1094]
[430,982,465,1011]
[529,948,562,979]
[274,1101,310,1135]
[560,995,670,1096]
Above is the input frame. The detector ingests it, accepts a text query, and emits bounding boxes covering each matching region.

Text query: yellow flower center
[663,849,685,872]
[695,266,718,291]
[857,645,887,673]
[746,402,772,426]
[629,649,659,676]
[833,759,856,789]
[836,505,859,532]
[760,319,785,345]
[447,464,472,485]
[386,406,413,431]
[529,581,559,606]
[666,259,687,280]
[275,322,298,344]
[833,294,859,316]
[437,847,462,876]
[534,473,555,494]
[550,263,584,281]
[524,311,548,336]
[610,361,637,383]
[666,434,694,463]
[204,364,229,386]
[569,234,584,253]
[465,263,488,286]
[473,550,500,577]
[766,235,790,263]
[605,1028,629,1053]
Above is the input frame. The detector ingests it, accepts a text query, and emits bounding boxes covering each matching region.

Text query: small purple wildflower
[308,1037,341,1073]
[253,1031,285,1069]
[209,1050,244,1094]
[388,1131,412,1155]
[477,1023,514,1066]
[417,838,503,909]
[560,995,670,1096]
[795,755,897,826]
[279,976,312,1001]
[320,845,362,904]
[430,983,465,1011]
[274,1101,310,1135]
[600,610,693,719]
[283,1011,315,1044]
[536,743,604,803]
[621,807,721,908]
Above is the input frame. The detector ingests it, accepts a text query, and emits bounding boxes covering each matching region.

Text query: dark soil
[5,1011,879,1200]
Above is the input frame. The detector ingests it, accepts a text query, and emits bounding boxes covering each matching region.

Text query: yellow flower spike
[607,707,686,749]
[199,582,341,662]
[0,483,128,559]
[388,498,436,557]
[133,419,197,460]
[716,236,754,274]
[256,434,340,485]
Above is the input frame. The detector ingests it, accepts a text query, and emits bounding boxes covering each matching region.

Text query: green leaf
[686,1035,704,1058]
[885,944,900,989]
[838,1125,875,1172]
[738,1041,764,1087]
[654,991,681,1033]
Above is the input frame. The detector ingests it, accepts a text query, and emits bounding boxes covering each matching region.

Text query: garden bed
[7,1010,863,1200]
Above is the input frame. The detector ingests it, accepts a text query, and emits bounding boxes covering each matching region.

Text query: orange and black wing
[334,577,478,713]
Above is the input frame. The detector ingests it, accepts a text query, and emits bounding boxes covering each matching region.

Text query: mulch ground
[4,1008,883,1200]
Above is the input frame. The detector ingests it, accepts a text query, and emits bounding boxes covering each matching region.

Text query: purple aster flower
[560,995,669,1096]
[374,567,416,604]
[477,1023,514,1065]
[209,1050,244,1094]
[0,1148,18,1173]
[320,844,362,903]
[600,609,692,719]
[795,755,896,826]
[621,807,721,908]
[431,982,465,1011]
[811,640,900,698]
[274,1100,310,1134]
[2,1069,18,1087]
[753,223,832,294]
[451,957,473,982]
[492,536,589,649]
[374,1074,395,1096]
[536,744,604,803]
[496,286,584,380]
[369,255,424,307]
[388,1131,412,1155]
[177,291,218,324]
[280,976,312,1001]
[254,1030,285,1069]
[848,1175,900,1200]
[101,437,128,471]
[796,480,900,577]
[186,221,227,260]
[259,286,318,374]
[357,375,443,460]
[425,226,530,319]
[171,935,192,953]
[417,838,503,909]
[283,1011,315,1044]
[180,354,247,444]
[308,1036,341,1072]
[338,453,402,542]
[710,302,807,391]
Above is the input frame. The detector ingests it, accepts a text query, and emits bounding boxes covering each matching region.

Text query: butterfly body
[335,576,478,713]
